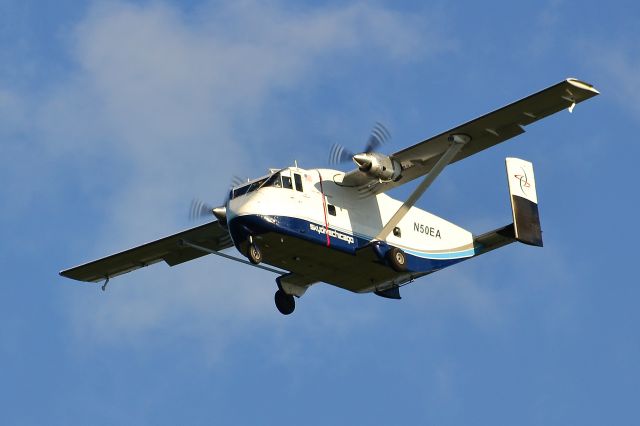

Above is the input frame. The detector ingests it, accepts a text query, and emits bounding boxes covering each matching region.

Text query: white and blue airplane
[60,78,599,315]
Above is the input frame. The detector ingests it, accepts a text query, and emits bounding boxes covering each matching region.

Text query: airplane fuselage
[227,167,476,294]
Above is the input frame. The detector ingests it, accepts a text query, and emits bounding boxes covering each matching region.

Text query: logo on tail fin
[513,167,531,196]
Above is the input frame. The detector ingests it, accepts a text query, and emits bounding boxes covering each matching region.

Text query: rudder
[505,158,543,247]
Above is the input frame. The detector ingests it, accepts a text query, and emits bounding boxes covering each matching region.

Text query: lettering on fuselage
[309,223,355,244]
[414,222,441,239]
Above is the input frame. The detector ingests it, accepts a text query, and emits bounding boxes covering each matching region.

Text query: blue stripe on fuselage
[228,214,471,274]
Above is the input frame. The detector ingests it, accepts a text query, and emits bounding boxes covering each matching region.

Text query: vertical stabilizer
[506,158,543,247]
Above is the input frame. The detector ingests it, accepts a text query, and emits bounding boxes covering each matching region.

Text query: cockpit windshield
[246,178,266,193]
[231,172,284,199]
[262,172,282,188]
[232,183,251,198]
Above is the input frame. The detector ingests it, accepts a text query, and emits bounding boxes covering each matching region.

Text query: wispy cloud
[527,0,564,57]
[582,40,640,120]
[0,1,457,349]
[405,263,506,330]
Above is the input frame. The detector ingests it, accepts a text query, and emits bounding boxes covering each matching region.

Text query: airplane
[60,78,599,315]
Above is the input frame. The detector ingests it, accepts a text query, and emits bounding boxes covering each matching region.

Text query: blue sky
[1,0,638,424]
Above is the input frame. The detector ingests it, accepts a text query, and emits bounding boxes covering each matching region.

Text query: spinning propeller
[328,122,391,165]
[189,199,227,223]
[189,176,247,224]
[189,199,215,220]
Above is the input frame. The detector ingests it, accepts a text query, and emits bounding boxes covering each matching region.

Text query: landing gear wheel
[274,289,295,315]
[387,247,407,272]
[248,243,262,265]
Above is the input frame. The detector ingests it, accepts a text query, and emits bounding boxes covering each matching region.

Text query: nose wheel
[274,289,295,315]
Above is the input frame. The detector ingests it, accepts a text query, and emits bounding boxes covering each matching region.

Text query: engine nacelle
[352,152,402,182]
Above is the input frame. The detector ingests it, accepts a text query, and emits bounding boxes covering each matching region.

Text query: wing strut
[376,134,470,240]
[178,239,286,274]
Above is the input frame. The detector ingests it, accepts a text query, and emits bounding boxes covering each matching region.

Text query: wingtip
[566,78,600,95]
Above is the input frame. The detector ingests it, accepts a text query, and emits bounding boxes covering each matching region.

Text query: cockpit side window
[294,173,303,192]
[282,175,293,189]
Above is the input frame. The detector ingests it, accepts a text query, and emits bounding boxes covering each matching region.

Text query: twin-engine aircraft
[60,78,599,315]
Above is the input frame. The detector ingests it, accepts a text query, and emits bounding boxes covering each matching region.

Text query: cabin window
[282,175,293,189]
[294,173,303,192]
[327,204,336,216]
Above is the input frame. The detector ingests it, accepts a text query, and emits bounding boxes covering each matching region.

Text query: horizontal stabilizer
[473,224,516,256]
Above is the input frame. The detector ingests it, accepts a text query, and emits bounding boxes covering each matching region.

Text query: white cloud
[405,264,506,330]
[528,0,564,57]
[20,1,456,349]
[0,89,26,133]
[583,41,640,120]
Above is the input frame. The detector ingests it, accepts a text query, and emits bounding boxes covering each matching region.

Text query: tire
[274,289,295,315]
[248,243,262,265]
[387,247,407,272]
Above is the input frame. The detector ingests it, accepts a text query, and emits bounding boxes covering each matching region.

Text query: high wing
[344,78,599,194]
[60,221,233,283]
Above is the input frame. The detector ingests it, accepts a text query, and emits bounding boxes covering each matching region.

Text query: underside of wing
[343,78,599,195]
[60,221,233,283]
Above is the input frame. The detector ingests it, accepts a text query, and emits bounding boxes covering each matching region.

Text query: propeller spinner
[189,199,227,223]
[329,122,391,165]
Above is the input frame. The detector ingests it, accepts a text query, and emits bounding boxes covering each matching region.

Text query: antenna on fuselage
[294,160,298,168]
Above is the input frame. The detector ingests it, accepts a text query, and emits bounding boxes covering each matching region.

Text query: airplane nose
[353,153,372,171]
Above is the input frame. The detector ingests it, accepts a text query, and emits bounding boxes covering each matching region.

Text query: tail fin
[506,158,543,247]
